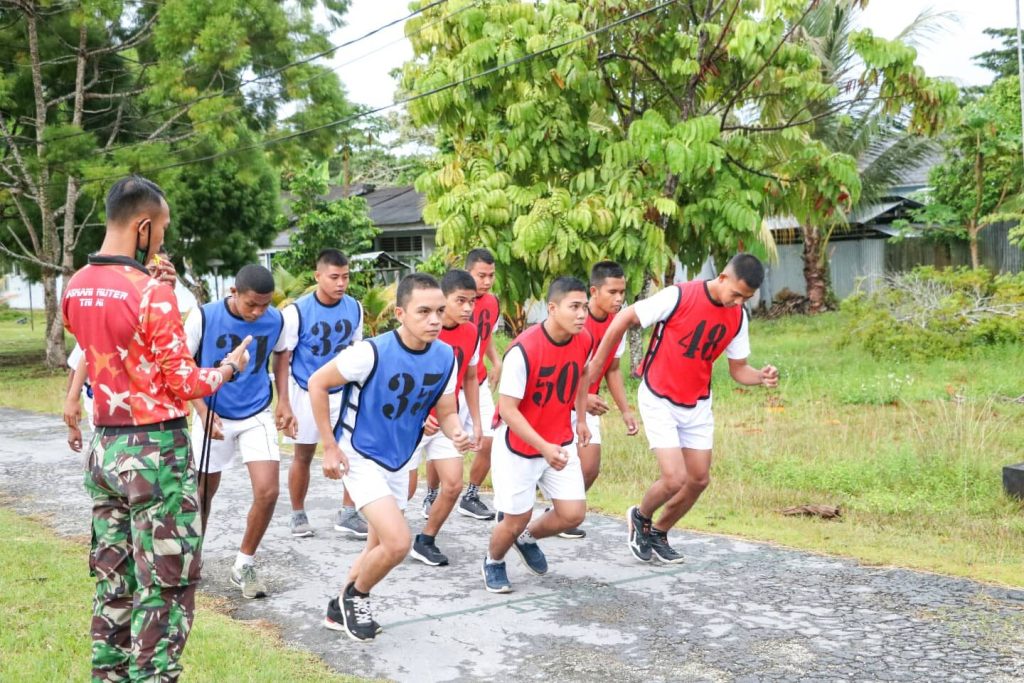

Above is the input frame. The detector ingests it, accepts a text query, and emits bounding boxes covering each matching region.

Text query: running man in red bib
[588,254,778,564]
[455,248,502,521]
[561,260,640,539]
[482,277,593,593]
[405,269,483,566]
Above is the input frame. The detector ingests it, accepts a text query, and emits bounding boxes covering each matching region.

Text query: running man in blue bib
[186,265,291,599]
[309,273,471,641]
[281,249,366,538]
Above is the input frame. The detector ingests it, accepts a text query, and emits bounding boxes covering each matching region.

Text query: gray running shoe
[230,564,268,599]
[421,494,434,520]
[334,509,369,539]
[458,493,495,520]
[289,511,314,538]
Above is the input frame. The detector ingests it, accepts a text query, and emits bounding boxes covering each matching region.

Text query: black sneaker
[410,535,449,566]
[458,493,495,520]
[325,596,382,636]
[558,526,586,539]
[649,529,685,564]
[323,585,377,641]
[627,505,653,563]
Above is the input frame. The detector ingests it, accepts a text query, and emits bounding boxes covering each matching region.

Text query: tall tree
[973,27,1021,81]
[402,0,956,358]
[0,0,355,367]
[795,2,948,312]
[918,76,1024,268]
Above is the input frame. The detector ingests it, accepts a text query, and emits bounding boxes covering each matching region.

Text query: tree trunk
[968,225,980,269]
[41,271,66,368]
[802,225,829,314]
[627,274,653,376]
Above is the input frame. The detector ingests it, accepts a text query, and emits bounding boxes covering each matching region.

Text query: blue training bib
[290,292,361,393]
[197,299,283,420]
[335,331,454,471]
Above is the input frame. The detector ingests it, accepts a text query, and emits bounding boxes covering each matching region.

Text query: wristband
[217,360,240,382]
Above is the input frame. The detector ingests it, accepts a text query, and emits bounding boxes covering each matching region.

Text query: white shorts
[459,377,496,438]
[490,425,585,514]
[289,378,343,445]
[190,409,281,474]
[405,431,463,471]
[570,410,602,446]
[637,382,715,451]
[342,448,409,511]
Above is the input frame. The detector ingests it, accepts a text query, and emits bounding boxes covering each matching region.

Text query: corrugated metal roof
[281,184,427,228]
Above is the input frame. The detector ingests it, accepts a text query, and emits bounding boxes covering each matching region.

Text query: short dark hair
[547,276,587,303]
[441,269,477,296]
[105,175,165,225]
[397,272,441,308]
[234,264,275,295]
[590,260,625,287]
[317,248,349,269]
[728,253,765,289]
[465,248,495,269]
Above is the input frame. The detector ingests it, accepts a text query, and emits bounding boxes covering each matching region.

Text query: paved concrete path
[1,408,1022,682]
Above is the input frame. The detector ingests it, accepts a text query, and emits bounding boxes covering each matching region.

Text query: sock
[517,529,537,545]
[234,551,255,570]
[342,505,356,515]
[485,553,502,565]
[345,582,370,599]
[651,526,667,537]
[635,507,652,524]
[466,483,480,498]
[426,487,439,501]
[292,508,305,515]
[418,533,435,544]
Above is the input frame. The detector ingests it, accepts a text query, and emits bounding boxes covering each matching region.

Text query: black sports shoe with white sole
[627,505,653,563]
[649,529,684,563]
[324,584,377,641]
[410,535,450,566]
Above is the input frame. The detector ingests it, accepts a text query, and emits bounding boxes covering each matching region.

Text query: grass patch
[591,312,1024,586]
[0,506,354,682]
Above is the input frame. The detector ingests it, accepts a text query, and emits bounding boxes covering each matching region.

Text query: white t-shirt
[281,299,365,352]
[334,337,458,452]
[633,284,751,360]
[182,304,288,357]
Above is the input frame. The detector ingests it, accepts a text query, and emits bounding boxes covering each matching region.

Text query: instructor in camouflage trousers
[62,176,251,682]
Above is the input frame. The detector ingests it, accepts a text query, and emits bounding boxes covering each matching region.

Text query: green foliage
[972,27,1021,81]
[272,265,315,308]
[274,162,379,274]
[917,77,1024,261]
[841,266,1024,360]
[402,0,958,303]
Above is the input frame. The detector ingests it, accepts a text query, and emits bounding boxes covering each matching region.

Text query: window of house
[376,235,423,264]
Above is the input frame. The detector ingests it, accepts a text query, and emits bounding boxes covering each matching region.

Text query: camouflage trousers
[83,425,203,682]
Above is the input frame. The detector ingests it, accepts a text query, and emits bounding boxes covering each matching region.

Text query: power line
[64,0,679,188]
[2,0,450,148]
[4,0,483,165]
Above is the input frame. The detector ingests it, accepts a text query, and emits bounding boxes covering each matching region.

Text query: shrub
[841,267,1024,360]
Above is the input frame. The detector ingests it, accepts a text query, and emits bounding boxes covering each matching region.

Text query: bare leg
[652,448,712,532]
[467,436,493,488]
[638,447,688,519]
[239,461,280,555]
[425,459,439,491]
[423,458,463,536]
[288,443,315,511]
[526,499,586,539]
[578,443,601,491]
[198,471,223,534]
[487,509,531,561]
[348,497,411,594]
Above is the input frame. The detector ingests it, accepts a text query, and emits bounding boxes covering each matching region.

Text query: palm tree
[795,2,948,312]
[272,265,315,309]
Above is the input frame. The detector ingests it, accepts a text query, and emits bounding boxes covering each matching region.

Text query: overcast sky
[325,0,1014,110]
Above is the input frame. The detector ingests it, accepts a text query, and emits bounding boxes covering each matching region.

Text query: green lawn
[0,506,352,682]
